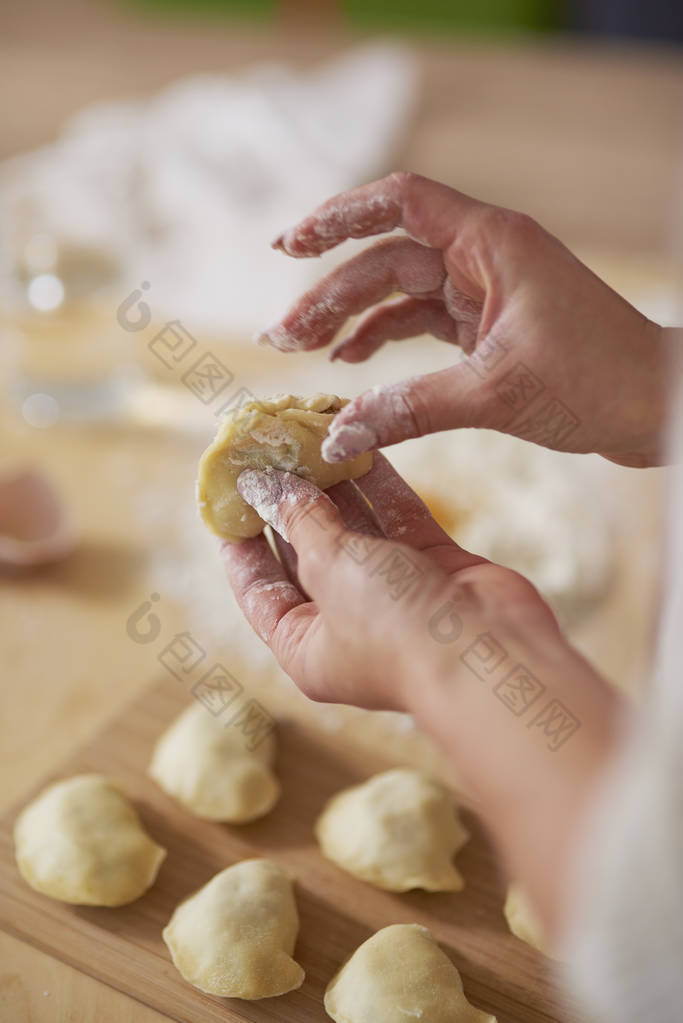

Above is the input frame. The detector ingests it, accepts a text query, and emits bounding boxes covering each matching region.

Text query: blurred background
[1,0,682,1014]
[2,0,683,879]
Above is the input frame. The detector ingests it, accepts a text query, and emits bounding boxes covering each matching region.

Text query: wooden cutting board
[0,678,582,1023]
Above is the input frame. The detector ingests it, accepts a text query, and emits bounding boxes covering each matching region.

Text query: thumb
[322,365,489,462]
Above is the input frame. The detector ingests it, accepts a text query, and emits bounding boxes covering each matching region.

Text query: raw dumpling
[13,774,166,906]
[148,701,279,823]
[197,393,373,542]
[315,768,469,892]
[163,858,305,999]
[504,883,552,956]
[324,924,497,1023]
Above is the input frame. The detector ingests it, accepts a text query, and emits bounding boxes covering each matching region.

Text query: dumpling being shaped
[315,768,469,892]
[13,774,166,906]
[163,858,305,999]
[148,701,279,823]
[197,393,373,542]
[324,923,497,1023]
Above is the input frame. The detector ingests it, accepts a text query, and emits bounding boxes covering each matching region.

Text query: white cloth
[562,357,683,1022]
[0,46,416,333]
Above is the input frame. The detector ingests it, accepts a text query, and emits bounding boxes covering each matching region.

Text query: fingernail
[322,421,377,463]
[252,323,301,352]
[270,226,315,259]
[237,468,290,542]
[271,224,298,252]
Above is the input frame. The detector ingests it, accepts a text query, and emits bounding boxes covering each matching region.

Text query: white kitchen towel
[0,45,417,334]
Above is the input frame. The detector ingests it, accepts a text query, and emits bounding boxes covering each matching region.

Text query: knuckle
[491,569,557,630]
[294,528,343,589]
[284,493,327,541]
[356,235,410,269]
[389,169,413,192]
[502,567,544,602]
[389,169,424,206]
[505,209,541,240]
[486,207,541,247]
[400,385,435,438]
[270,612,299,664]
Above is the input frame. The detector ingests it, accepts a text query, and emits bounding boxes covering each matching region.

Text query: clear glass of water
[2,213,142,427]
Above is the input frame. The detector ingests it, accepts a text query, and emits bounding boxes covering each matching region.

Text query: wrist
[410,618,623,935]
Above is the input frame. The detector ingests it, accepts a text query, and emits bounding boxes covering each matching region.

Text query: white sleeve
[560,379,683,1023]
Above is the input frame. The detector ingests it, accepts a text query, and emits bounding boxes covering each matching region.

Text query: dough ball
[197,393,373,542]
[504,883,552,956]
[148,701,279,823]
[324,923,497,1023]
[14,774,166,906]
[163,858,305,999]
[315,768,469,892]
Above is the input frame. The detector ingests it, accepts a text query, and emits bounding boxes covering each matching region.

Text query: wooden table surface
[0,3,681,1019]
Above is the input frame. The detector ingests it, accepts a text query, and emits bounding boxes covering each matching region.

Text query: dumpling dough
[315,768,469,892]
[324,924,497,1023]
[504,883,552,956]
[197,393,373,542]
[14,774,166,906]
[148,701,279,823]
[163,858,304,999]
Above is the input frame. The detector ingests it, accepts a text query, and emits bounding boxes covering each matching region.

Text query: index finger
[273,171,486,258]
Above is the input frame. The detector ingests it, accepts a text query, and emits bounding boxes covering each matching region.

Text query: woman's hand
[258,172,671,468]
[222,455,623,938]
[221,453,559,711]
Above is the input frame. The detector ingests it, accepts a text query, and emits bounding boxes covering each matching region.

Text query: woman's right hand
[222,454,623,939]
[258,171,673,468]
